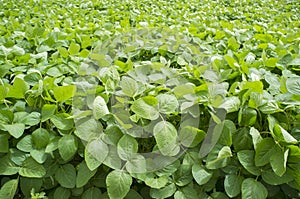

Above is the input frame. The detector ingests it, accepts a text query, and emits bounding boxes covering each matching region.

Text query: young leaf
[93,96,109,119]
[41,104,57,122]
[69,42,80,55]
[106,170,132,199]
[242,178,268,199]
[53,85,76,102]
[0,178,18,199]
[7,78,29,99]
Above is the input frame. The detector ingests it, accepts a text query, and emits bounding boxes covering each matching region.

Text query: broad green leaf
[15,112,41,126]
[145,175,168,189]
[76,161,97,188]
[106,170,132,199]
[224,174,243,197]
[273,124,297,144]
[54,187,71,199]
[7,78,29,99]
[270,147,288,177]
[233,127,253,152]
[41,104,57,122]
[120,76,138,97]
[30,149,47,164]
[32,128,50,149]
[69,42,80,55]
[82,187,102,199]
[237,150,261,176]
[150,183,176,199]
[93,96,109,119]
[0,178,18,199]
[255,138,276,167]
[85,139,109,170]
[0,85,7,101]
[20,177,42,197]
[157,93,178,114]
[286,77,300,95]
[153,121,179,156]
[192,164,212,185]
[261,169,294,185]
[131,97,159,120]
[241,178,268,199]
[3,123,25,139]
[53,85,76,102]
[117,134,138,161]
[58,47,69,58]
[50,113,74,130]
[0,155,20,175]
[218,120,235,146]
[17,135,33,152]
[179,126,205,148]
[55,164,76,188]
[241,81,264,93]
[58,134,78,161]
[225,55,239,70]
[19,157,46,178]
[125,154,147,174]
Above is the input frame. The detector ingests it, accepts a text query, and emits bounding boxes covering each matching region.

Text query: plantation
[0,0,300,198]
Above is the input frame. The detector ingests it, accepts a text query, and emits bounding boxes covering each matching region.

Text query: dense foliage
[0,0,300,198]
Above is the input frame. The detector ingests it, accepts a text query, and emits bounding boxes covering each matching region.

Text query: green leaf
[30,149,47,164]
[0,134,9,153]
[7,78,29,99]
[249,127,263,150]
[69,42,80,55]
[224,174,243,197]
[125,189,143,199]
[0,178,18,199]
[53,85,76,102]
[55,164,76,188]
[153,121,179,156]
[76,161,97,188]
[17,135,33,152]
[237,150,261,176]
[192,164,212,185]
[41,104,57,122]
[173,184,198,199]
[117,134,138,161]
[179,126,205,148]
[241,81,264,93]
[19,157,46,178]
[120,76,138,97]
[286,77,300,95]
[50,113,74,130]
[261,169,293,185]
[225,55,239,70]
[131,97,159,120]
[82,187,102,199]
[32,128,50,149]
[58,134,78,161]
[145,175,168,189]
[3,123,25,139]
[150,183,176,199]
[93,96,109,119]
[58,47,69,58]
[54,187,71,199]
[85,139,109,170]
[273,124,297,144]
[0,155,20,175]
[106,170,132,199]
[241,178,268,199]
[157,93,179,114]
[255,137,276,167]
[270,147,288,177]
[20,177,42,197]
